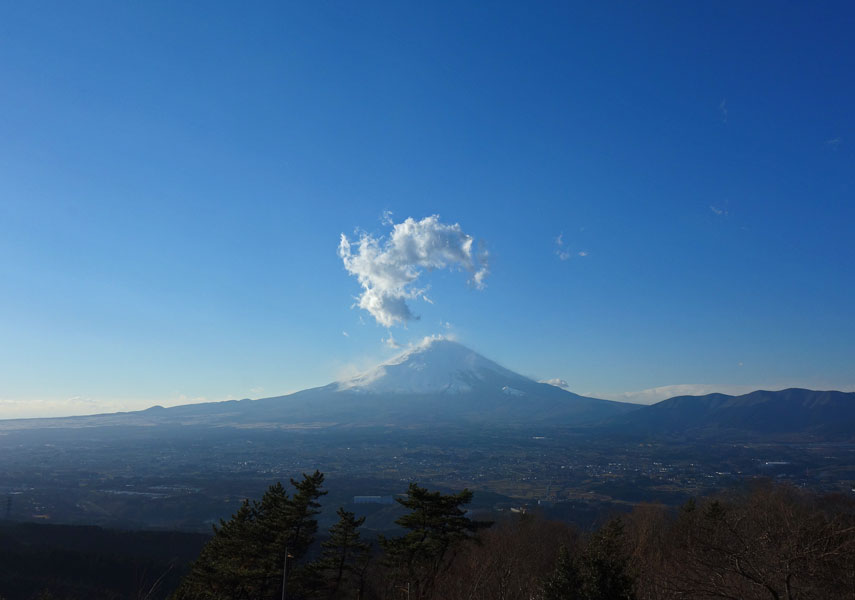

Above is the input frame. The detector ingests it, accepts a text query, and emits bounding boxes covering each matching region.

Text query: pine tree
[541,545,582,600]
[316,508,371,600]
[172,498,262,599]
[539,519,635,600]
[282,470,328,597]
[287,470,327,559]
[171,472,326,600]
[380,483,487,599]
[576,518,635,600]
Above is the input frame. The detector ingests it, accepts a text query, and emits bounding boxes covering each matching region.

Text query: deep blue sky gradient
[1,2,853,416]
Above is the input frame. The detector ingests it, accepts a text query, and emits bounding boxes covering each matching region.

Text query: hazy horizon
[2,334,852,419]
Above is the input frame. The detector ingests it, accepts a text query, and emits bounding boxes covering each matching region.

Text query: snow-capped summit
[336,337,529,395]
[298,336,637,424]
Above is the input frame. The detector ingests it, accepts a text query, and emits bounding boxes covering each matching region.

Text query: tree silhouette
[540,519,635,600]
[541,545,582,600]
[317,508,371,600]
[171,471,326,600]
[380,483,488,599]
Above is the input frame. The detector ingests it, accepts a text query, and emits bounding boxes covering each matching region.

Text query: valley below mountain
[1,339,854,533]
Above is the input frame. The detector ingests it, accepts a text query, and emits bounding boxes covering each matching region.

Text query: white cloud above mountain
[339,215,489,327]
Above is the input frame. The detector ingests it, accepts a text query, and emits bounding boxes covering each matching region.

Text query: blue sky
[1,2,853,417]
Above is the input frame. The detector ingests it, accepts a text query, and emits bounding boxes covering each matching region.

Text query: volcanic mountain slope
[0,339,638,430]
[239,338,639,427]
[601,388,855,440]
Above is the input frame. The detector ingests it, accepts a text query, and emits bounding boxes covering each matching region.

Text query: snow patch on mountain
[336,337,528,395]
[502,386,526,397]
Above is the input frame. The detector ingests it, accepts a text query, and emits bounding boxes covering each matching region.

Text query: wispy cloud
[555,233,588,260]
[339,215,489,327]
[826,138,841,150]
[555,233,571,261]
[341,330,349,337]
[710,205,728,217]
[383,334,401,349]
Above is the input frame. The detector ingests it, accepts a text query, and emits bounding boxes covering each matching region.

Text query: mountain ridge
[2,340,853,441]
[0,339,636,429]
[601,387,855,439]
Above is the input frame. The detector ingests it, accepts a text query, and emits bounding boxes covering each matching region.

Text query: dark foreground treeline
[2,475,854,600]
[170,472,855,600]
[0,521,208,600]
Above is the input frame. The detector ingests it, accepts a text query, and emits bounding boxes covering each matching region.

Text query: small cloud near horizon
[602,383,762,405]
[540,378,571,390]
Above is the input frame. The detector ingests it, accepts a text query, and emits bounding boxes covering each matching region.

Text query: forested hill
[3,477,853,600]
[601,388,855,439]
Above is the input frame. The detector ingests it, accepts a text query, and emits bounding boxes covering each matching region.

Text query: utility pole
[281,546,292,600]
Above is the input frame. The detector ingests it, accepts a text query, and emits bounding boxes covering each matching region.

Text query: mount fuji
[336,338,525,395]
[1,338,638,430]
[188,338,639,429]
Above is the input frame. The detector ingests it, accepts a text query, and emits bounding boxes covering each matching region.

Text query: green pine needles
[379,483,490,600]
[172,471,327,600]
[170,476,486,600]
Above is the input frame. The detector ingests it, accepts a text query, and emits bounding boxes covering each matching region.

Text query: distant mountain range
[2,339,853,440]
[602,388,855,440]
